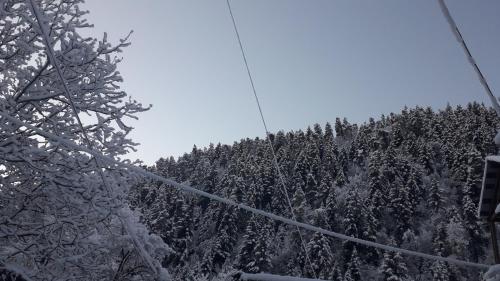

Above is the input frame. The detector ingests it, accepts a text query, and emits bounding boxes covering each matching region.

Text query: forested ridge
[1,0,499,280]
[132,103,499,281]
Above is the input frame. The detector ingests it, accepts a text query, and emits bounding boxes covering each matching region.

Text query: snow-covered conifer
[379,251,409,281]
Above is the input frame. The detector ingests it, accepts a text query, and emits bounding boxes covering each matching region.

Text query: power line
[26,1,162,278]
[241,272,327,281]
[0,110,490,271]
[437,0,500,115]
[225,0,317,277]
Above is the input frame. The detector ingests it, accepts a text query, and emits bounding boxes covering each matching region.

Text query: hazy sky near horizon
[81,0,500,165]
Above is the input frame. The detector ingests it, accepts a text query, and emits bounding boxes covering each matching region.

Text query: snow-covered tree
[379,251,410,281]
[430,261,451,281]
[428,178,444,213]
[344,248,361,281]
[235,217,271,274]
[0,0,168,280]
[292,185,307,222]
[342,191,362,261]
[388,177,414,244]
[305,232,334,279]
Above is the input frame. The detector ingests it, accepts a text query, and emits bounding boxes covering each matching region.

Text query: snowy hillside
[132,103,498,280]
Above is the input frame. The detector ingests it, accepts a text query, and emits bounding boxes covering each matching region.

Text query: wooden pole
[489,168,500,264]
[490,220,500,264]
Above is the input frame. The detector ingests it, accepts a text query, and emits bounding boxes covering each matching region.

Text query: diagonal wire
[225,0,317,277]
[437,0,500,115]
[26,0,161,278]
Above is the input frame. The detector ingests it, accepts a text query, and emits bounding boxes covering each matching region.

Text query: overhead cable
[437,0,500,115]
[225,0,317,277]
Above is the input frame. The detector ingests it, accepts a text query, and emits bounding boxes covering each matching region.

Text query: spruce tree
[329,265,343,281]
[292,186,308,222]
[428,178,444,213]
[368,151,385,221]
[432,222,449,257]
[325,185,339,230]
[335,169,347,187]
[325,122,334,143]
[318,170,333,204]
[235,217,271,273]
[344,248,361,281]
[305,232,334,279]
[388,177,413,244]
[169,198,193,266]
[379,251,409,281]
[335,117,344,138]
[342,191,362,263]
[462,192,486,262]
[431,261,451,281]
[361,204,380,264]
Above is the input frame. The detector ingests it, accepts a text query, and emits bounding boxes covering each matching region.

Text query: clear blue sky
[81,0,500,164]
